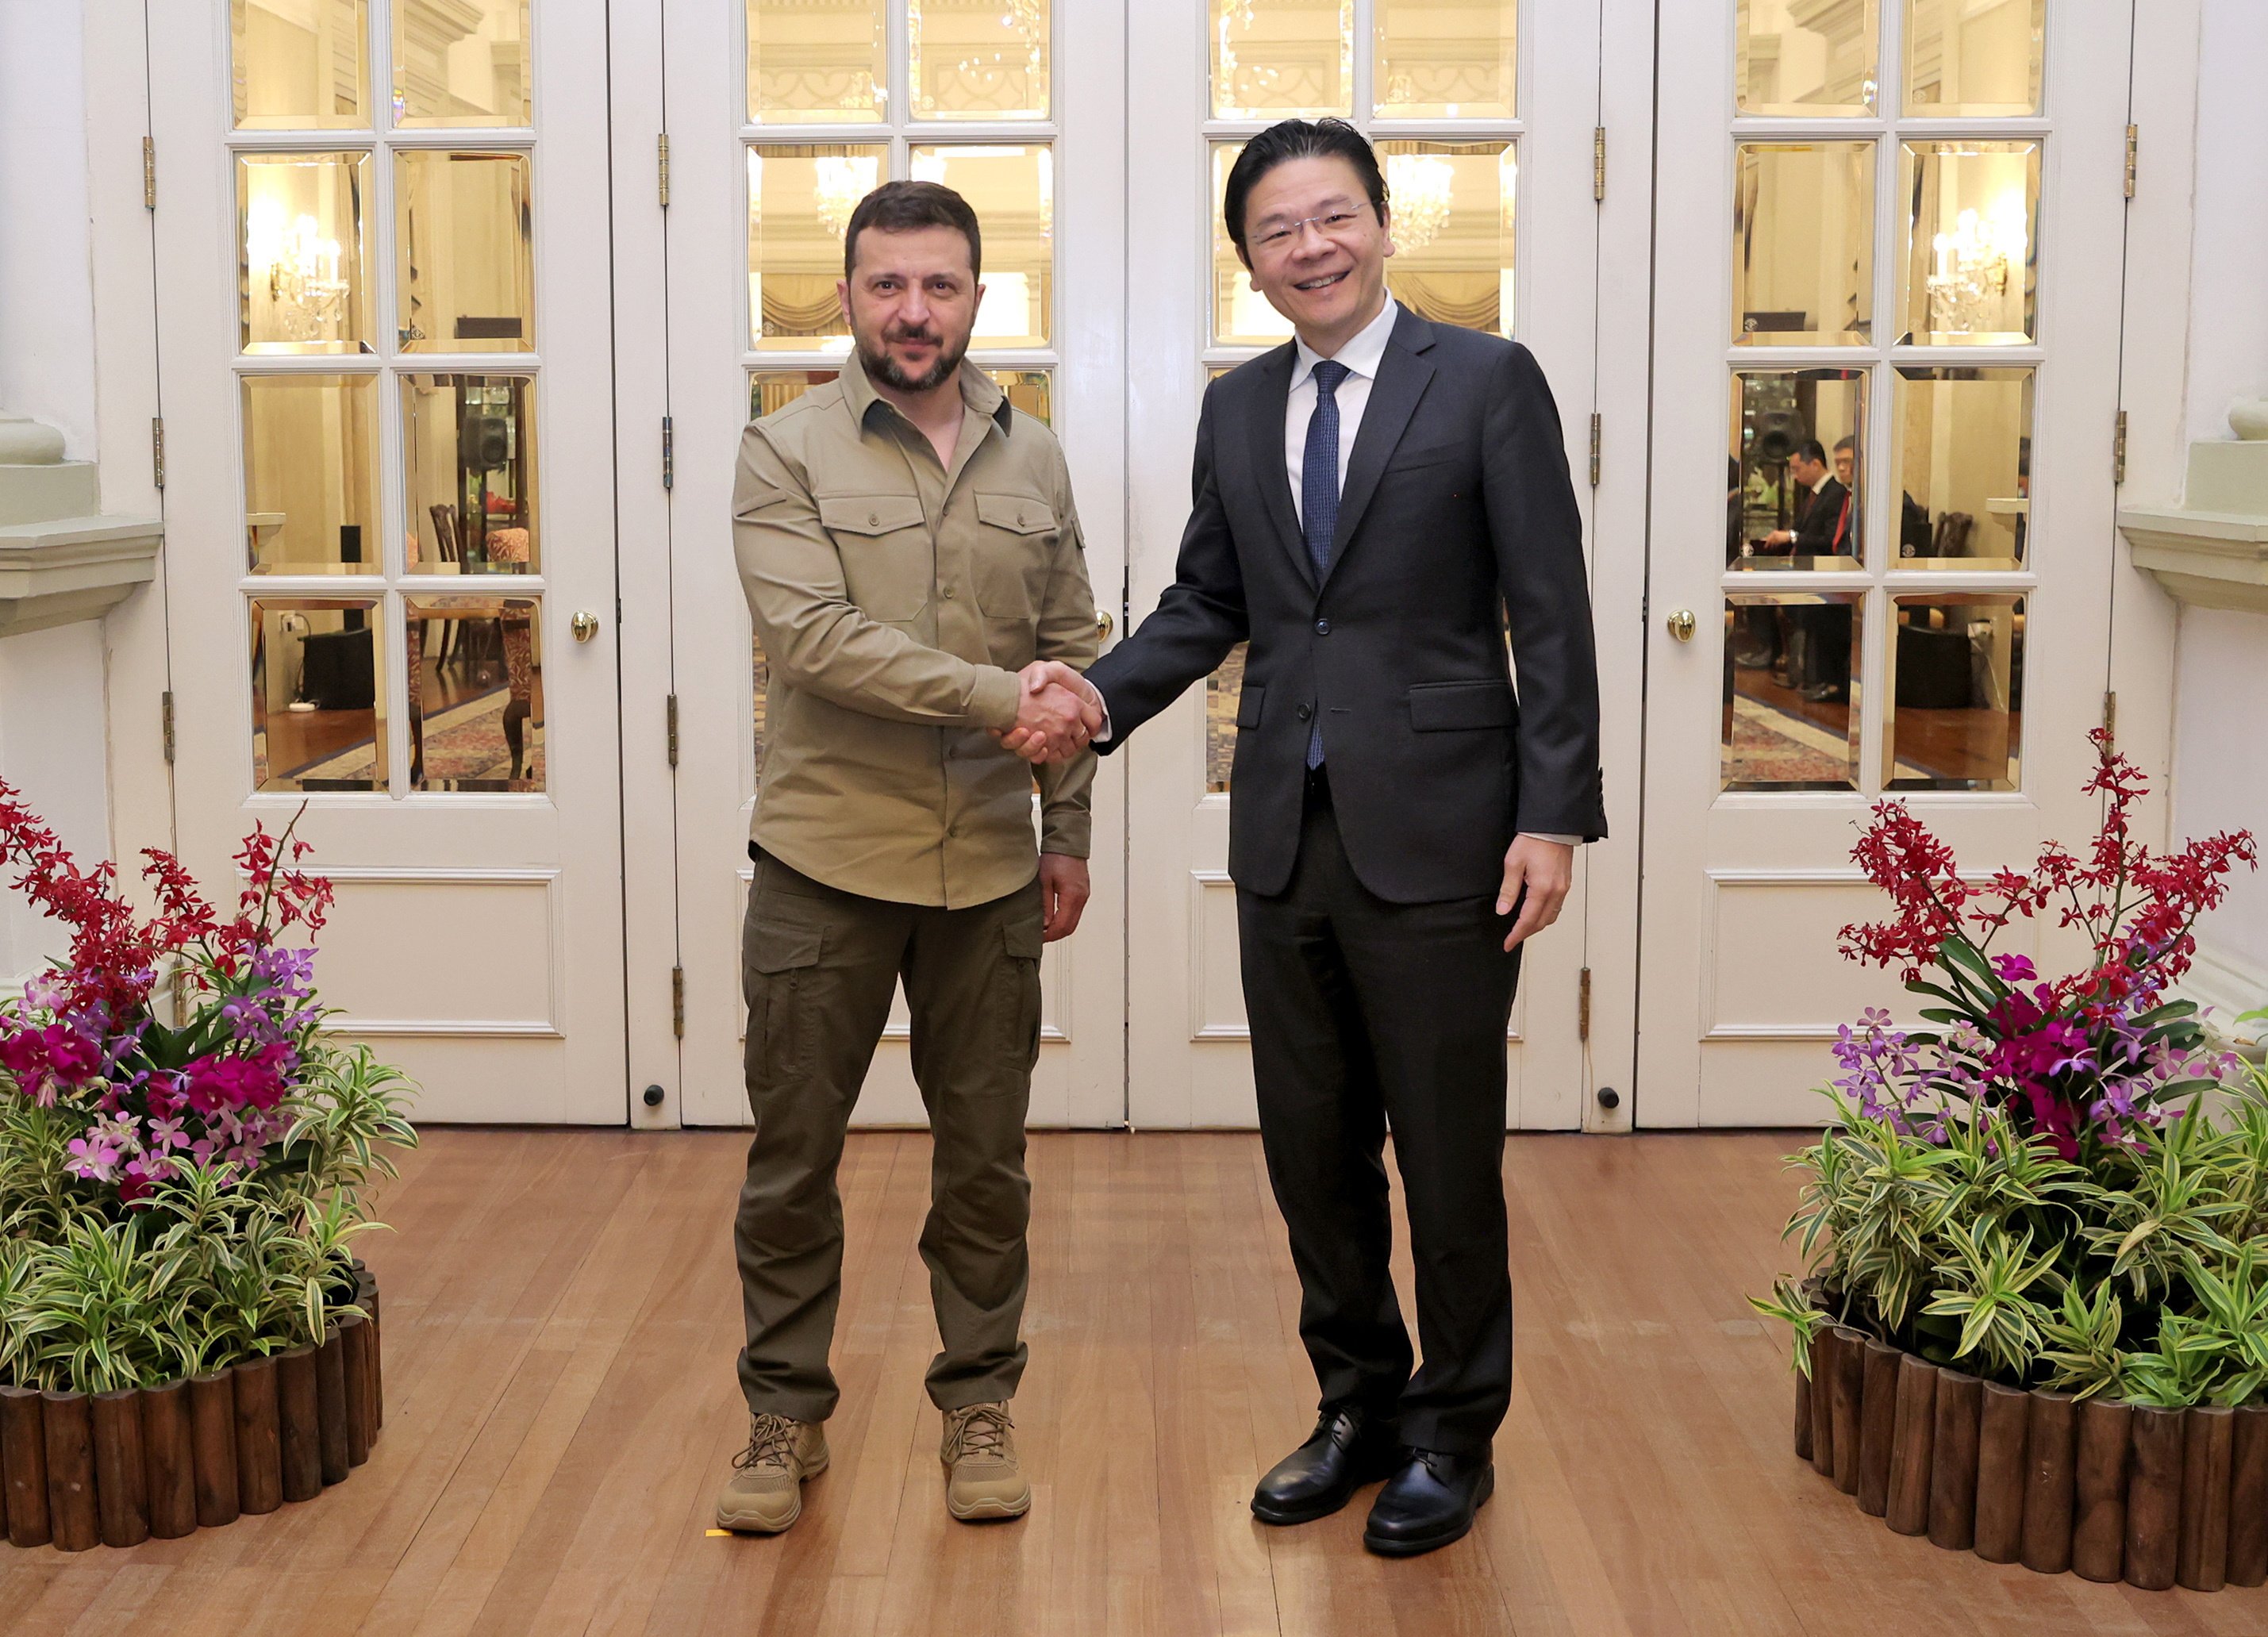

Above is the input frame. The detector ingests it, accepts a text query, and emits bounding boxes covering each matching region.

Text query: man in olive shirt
[717,182,1101,1535]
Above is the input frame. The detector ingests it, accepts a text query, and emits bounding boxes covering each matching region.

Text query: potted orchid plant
[0,782,413,1548]
[1750,732,2268,1590]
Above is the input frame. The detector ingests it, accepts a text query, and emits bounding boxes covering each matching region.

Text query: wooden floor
[3,1130,2261,1636]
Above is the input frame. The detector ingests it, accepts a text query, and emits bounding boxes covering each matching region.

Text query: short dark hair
[1833,436,1856,453]
[1221,118,1387,265]
[844,180,982,281]
[1795,439,1828,466]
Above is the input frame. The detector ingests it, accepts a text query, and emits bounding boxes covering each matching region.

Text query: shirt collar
[1291,294,1399,391]
[841,349,1012,436]
[1809,469,1832,494]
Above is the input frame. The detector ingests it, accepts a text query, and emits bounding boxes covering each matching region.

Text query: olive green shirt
[733,355,1098,909]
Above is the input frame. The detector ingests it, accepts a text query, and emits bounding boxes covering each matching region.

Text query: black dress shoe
[1251,1408,1401,1525]
[1362,1447,1494,1556]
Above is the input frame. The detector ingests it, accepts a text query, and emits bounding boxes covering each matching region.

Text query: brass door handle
[1666,608,1697,642]
[1095,608,1115,642]
[571,610,600,643]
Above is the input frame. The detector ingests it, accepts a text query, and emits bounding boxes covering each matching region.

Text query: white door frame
[659,0,1128,1129]
[1634,0,2142,1126]
[148,0,632,1123]
[1121,0,1630,1130]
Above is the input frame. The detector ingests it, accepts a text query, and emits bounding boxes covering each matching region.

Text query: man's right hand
[996,661,1103,763]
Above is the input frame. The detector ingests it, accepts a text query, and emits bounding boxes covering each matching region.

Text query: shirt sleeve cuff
[1519,832,1583,847]
[971,666,1023,732]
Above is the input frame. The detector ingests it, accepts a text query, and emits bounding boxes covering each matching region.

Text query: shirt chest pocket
[970,491,1057,621]
[817,494,931,622]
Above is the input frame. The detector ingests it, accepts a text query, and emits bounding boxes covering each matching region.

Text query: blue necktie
[1301,359,1349,769]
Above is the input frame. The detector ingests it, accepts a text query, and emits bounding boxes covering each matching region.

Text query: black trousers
[1236,773,1521,1456]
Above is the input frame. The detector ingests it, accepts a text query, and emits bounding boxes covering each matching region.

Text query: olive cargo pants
[735,847,1044,1422]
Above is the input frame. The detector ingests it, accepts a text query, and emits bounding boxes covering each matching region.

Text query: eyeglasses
[1247,202,1376,257]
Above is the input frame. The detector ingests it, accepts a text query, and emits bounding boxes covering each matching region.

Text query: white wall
[2170,0,2268,988]
[0,0,98,459]
[0,624,113,987]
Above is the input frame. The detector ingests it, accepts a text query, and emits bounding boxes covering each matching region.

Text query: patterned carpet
[287,685,545,791]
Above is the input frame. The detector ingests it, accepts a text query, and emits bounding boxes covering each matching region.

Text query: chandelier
[814,154,881,240]
[1386,153,1455,255]
[1926,192,2029,336]
[247,198,349,342]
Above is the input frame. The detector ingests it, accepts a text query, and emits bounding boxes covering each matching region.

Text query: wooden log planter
[0,1264,383,1552]
[1793,1323,2268,1593]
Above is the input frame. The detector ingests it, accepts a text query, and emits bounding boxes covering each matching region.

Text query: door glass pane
[1734,142,1874,345]
[748,144,883,351]
[252,598,386,792]
[1722,593,1862,791]
[404,594,544,790]
[1211,0,1353,120]
[243,374,381,574]
[909,145,1052,348]
[392,0,531,128]
[1730,370,1866,571]
[238,152,374,354]
[1905,0,2043,117]
[912,0,1050,121]
[1210,142,1294,346]
[1892,367,2032,568]
[1378,141,1515,338]
[751,367,1051,422]
[1898,140,2039,346]
[395,150,536,352]
[1888,594,2022,790]
[401,375,537,574]
[1374,0,1516,119]
[1736,0,1879,116]
[233,0,369,129]
[748,0,886,124]
[1207,644,1247,794]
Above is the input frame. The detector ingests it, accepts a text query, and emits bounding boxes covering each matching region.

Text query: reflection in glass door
[1639,0,2133,1126]
[152,0,630,1122]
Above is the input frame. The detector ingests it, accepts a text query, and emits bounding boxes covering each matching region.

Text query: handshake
[992,660,1104,765]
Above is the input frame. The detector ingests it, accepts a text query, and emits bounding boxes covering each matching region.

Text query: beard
[856,324,970,394]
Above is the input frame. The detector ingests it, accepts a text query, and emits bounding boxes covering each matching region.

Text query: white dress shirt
[1091,293,1582,848]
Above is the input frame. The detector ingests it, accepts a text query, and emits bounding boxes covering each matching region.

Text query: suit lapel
[1324,308,1437,585]
[1244,344,1313,588]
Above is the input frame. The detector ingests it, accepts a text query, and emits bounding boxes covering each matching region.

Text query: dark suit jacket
[1086,306,1606,904]
[1793,475,1851,554]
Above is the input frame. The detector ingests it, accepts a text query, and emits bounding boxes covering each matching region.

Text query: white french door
[1634,0,2135,1124]
[151,0,632,1122]
[656,0,1128,1128]
[1120,0,1636,1129]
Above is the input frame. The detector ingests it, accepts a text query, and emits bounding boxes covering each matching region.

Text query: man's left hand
[1497,836,1573,951]
[1040,853,1090,942]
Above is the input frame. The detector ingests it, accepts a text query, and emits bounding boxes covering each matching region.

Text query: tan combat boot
[940,1401,1031,1521]
[715,1412,828,1533]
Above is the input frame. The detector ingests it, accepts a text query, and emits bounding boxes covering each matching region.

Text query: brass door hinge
[671,966,686,1039]
[666,693,679,767]
[2113,409,2128,486]
[2124,125,2139,199]
[1578,966,1592,1042]
[1588,413,1601,486]
[661,415,675,490]
[143,136,156,209]
[1593,127,1607,202]
[658,133,671,207]
[160,691,175,763]
[151,417,165,489]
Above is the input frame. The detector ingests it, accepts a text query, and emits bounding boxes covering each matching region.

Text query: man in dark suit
[1012,118,1605,1556]
[1759,438,1854,701]
[1759,438,1850,557]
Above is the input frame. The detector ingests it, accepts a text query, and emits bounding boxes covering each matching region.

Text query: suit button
[1296,703,1313,721]
[1314,618,1331,635]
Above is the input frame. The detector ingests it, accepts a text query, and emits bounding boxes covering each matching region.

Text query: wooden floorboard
[3,1128,2262,1636]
